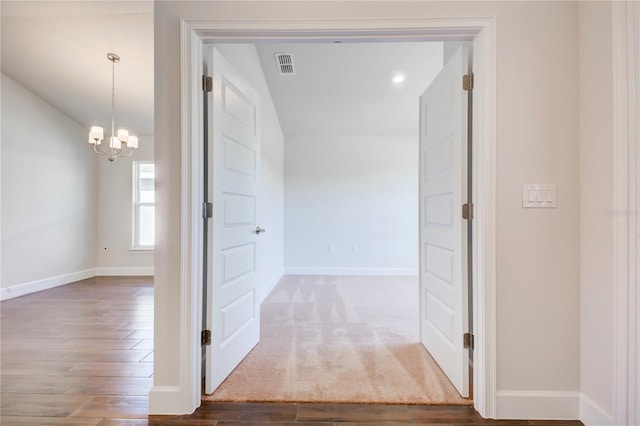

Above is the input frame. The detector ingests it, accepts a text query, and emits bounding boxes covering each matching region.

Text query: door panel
[204,46,262,394]
[419,46,469,397]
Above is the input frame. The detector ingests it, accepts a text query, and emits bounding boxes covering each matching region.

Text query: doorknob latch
[255,227,266,235]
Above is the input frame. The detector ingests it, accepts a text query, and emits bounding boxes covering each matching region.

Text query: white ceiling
[255,42,443,137]
[1,1,154,135]
[1,2,441,140]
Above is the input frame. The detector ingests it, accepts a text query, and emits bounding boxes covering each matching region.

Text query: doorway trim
[612,2,639,424]
[175,17,497,418]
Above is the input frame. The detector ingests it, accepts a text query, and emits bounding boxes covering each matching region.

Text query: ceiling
[1,1,442,140]
[255,42,443,137]
[1,1,154,135]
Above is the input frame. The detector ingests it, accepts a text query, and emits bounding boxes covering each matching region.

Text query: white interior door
[204,46,262,394]
[419,46,470,397]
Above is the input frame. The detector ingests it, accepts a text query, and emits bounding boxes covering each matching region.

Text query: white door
[419,46,470,397]
[204,46,262,394]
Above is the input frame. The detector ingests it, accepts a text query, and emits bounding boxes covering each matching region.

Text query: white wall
[153,1,581,418]
[96,136,155,276]
[1,73,97,298]
[578,3,615,425]
[284,134,418,274]
[491,2,580,416]
[213,44,285,302]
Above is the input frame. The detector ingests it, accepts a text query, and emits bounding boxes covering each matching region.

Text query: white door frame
[612,2,639,424]
[177,17,497,418]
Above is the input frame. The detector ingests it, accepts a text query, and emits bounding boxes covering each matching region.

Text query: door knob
[255,227,266,235]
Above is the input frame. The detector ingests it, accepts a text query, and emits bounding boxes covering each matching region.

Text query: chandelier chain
[111,56,116,141]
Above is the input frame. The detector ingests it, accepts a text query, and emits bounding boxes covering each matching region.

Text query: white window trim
[129,247,155,253]
[132,161,155,251]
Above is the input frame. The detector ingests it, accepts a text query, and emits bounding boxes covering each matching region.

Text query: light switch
[523,184,556,208]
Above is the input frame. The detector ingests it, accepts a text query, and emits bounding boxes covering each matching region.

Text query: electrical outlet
[328,245,336,254]
[352,245,359,254]
[369,245,375,254]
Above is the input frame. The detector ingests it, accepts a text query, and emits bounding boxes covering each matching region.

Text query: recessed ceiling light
[392,74,405,84]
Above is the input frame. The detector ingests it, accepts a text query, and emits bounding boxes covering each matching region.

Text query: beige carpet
[203,275,471,405]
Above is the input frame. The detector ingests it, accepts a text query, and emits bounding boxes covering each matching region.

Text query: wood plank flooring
[1,276,153,425]
[1,277,583,425]
[151,402,583,425]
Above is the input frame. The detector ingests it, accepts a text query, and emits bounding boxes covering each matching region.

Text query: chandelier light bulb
[117,129,129,143]
[109,136,121,150]
[89,126,104,145]
[128,135,139,149]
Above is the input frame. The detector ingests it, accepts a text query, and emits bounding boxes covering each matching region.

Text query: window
[132,161,155,249]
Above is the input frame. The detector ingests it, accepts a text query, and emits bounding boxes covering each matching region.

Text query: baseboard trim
[284,267,419,276]
[149,385,189,415]
[579,393,613,426]
[0,268,96,301]
[260,270,284,303]
[96,267,154,276]
[496,390,579,420]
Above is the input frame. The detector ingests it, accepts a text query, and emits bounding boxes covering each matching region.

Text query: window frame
[131,160,155,251]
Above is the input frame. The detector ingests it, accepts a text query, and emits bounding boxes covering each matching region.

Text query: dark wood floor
[151,402,584,425]
[1,277,583,425]
[1,276,153,425]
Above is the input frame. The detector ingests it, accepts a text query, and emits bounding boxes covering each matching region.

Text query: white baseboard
[496,390,579,420]
[0,268,95,301]
[284,267,419,276]
[96,267,154,276]
[579,393,613,426]
[149,385,190,415]
[260,270,284,303]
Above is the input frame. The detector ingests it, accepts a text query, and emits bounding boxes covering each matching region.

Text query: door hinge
[203,202,213,219]
[202,75,213,93]
[463,332,474,350]
[462,203,474,220]
[463,73,474,91]
[201,329,211,346]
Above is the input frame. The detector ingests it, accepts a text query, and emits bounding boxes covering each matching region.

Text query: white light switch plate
[523,184,556,208]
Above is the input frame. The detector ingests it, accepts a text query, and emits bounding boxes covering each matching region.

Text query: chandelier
[87,53,139,162]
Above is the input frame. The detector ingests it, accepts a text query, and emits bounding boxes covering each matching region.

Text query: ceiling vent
[274,53,295,75]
